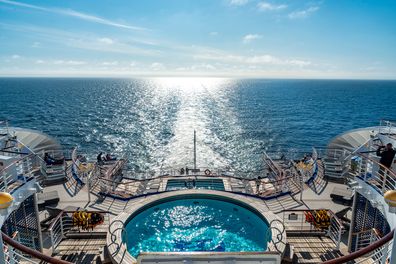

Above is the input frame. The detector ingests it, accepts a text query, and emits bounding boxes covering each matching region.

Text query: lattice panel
[351,193,391,251]
[1,194,41,251]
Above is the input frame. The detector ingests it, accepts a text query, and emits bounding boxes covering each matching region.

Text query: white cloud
[151,62,164,70]
[243,34,262,43]
[53,60,86,65]
[11,54,21,59]
[193,50,311,68]
[32,41,40,47]
[289,6,319,19]
[98,38,114,45]
[101,61,118,66]
[191,63,216,70]
[229,0,248,6]
[0,23,159,56]
[209,31,218,36]
[35,59,44,64]
[257,2,287,11]
[0,0,146,31]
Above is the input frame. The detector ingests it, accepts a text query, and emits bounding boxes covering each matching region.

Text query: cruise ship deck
[0,120,395,264]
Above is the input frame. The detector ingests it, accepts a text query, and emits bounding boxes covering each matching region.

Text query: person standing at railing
[376,143,396,181]
[377,143,396,169]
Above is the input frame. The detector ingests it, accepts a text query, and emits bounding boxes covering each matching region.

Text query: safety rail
[2,232,72,264]
[352,228,382,252]
[95,167,303,200]
[323,229,394,264]
[353,153,396,195]
[0,153,42,193]
[124,166,269,181]
[379,119,396,136]
[48,209,110,254]
[281,209,344,249]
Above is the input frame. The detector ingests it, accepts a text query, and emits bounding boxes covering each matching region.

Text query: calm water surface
[1,78,395,172]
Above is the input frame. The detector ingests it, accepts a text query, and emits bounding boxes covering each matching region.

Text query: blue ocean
[0,78,395,172]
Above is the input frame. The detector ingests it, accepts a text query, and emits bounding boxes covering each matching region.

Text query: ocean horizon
[1,77,395,172]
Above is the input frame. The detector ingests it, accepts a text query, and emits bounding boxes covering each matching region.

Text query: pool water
[124,198,269,258]
[165,179,225,191]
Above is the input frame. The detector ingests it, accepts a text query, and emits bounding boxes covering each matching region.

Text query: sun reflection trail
[153,77,235,169]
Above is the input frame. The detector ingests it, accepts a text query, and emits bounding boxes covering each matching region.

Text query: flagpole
[194,130,197,170]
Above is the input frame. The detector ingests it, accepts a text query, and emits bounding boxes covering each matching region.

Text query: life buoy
[204,169,211,176]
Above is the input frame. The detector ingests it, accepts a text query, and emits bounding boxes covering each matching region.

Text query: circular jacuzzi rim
[124,193,270,227]
[107,189,286,264]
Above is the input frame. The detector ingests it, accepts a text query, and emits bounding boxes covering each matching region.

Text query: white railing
[352,153,396,195]
[4,245,41,264]
[323,229,394,264]
[352,229,382,252]
[2,232,72,264]
[48,210,110,253]
[379,119,396,136]
[0,153,42,193]
[281,209,344,249]
[328,211,344,250]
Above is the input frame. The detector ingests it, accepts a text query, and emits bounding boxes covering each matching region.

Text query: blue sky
[0,0,395,79]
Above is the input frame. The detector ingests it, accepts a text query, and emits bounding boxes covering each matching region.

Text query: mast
[194,130,197,170]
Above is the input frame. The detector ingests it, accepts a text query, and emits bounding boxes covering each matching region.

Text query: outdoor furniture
[330,186,353,206]
[37,190,60,210]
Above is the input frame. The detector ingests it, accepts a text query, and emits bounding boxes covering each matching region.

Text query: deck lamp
[384,190,396,213]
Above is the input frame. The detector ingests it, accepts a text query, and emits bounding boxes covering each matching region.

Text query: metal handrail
[0,153,37,174]
[357,153,396,178]
[322,229,394,264]
[354,152,396,195]
[2,232,72,264]
[352,228,382,237]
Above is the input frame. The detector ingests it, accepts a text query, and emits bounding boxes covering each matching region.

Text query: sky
[0,0,395,79]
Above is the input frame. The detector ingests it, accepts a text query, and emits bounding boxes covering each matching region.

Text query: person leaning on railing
[376,143,396,180]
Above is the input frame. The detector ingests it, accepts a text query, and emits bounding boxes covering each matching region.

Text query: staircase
[306,159,327,194]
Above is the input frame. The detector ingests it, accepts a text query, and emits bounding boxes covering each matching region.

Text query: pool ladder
[108,219,128,263]
[266,219,286,253]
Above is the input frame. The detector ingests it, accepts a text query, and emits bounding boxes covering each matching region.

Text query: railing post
[336,219,342,250]
[8,245,15,264]
[2,172,8,191]
[50,229,56,253]
[60,215,64,238]
[381,170,387,193]
[355,235,359,251]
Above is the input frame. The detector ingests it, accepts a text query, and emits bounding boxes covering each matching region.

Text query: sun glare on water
[153,77,230,93]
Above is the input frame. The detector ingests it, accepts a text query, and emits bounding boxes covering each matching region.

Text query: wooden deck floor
[54,238,107,264]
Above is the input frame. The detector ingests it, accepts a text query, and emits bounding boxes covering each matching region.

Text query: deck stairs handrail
[2,232,72,264]
[322,229,394,264]
[352,228,383,252]
[48,209,110,254]
[280,209,344,249]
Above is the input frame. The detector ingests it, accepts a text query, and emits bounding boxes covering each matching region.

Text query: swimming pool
[124,197,269,258]
[165,179,225,191]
